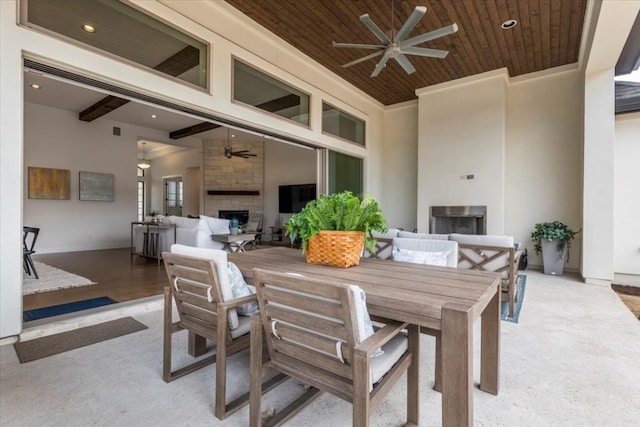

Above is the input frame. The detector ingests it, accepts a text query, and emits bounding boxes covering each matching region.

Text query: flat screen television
[279,183,316,213]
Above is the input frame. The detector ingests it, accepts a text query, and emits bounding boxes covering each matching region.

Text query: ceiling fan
[224,129,257,159]
[332,3,458,77]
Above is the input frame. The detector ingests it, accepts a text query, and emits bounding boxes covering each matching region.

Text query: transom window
[20,0,208,89]
[322,103,365,146]
[233,59,310,126]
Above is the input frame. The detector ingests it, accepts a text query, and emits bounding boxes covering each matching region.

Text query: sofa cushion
[397,230,450,240]
[372,228,401,239]
[200,215,231,235]
[168,215,209,231]
[170,244,239,330]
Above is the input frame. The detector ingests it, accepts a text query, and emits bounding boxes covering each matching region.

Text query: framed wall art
[79,171,114,201]
[28,167,71,200]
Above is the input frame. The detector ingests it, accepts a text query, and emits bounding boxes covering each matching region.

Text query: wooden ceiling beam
[79,46,199,122]
[169,94,301,139]
[170,122,220,139]
[79,96,130,122]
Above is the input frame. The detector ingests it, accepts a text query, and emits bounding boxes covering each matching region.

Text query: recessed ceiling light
[30,84,41,89]
[231,134,236,138]
[501,19,517,30]
[82,24,96,33]
[151,114,157,119]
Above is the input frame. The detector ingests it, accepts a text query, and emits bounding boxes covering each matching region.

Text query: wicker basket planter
[305,230,365,268]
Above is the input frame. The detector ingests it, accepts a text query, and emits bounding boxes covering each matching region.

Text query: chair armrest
[219,294,257,310]
[354,320,408,358]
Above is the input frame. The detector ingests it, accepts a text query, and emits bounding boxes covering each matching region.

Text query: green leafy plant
[285,191,388,254]
[531,221,580,261]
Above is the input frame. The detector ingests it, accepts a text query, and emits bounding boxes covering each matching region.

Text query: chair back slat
[272,339,353,379]
[271,322,352,364]
[177,299,218,324]
[264,304,348,339]
[262,285,345,320]
[163,252,226,331]
[253,269,358,381]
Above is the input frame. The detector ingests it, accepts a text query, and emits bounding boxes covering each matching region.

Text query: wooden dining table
[229,246,502,427]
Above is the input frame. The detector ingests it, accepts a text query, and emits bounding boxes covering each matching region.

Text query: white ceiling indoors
[22,69,260,159]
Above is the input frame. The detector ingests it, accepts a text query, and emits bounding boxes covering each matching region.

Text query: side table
[211,233,257,253]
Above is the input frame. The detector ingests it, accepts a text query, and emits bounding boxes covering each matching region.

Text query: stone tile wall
[203,138,264,217]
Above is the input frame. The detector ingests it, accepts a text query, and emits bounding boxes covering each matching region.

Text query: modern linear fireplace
[218,210,249,226]
[430,206,487,235]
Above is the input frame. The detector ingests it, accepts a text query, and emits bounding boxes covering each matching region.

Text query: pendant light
[137,142,151,169]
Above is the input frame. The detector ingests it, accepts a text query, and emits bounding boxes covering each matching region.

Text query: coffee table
[211,233,256,252]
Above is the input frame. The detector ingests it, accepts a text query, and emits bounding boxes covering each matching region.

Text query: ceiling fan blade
[332,42,385,50]
[359,14,392,45]
[394,54,416,75]
[370,50,394,77]
[341,50,385,68]
[402,46,449,58]
[394,6,427,43]
[401,23,459,48]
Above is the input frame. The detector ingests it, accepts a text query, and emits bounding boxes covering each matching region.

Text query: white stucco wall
[416,71,508,234]
[23,102,183,253]
[381,101,419,230]
[614,112,640,275]
[506,68,584,271]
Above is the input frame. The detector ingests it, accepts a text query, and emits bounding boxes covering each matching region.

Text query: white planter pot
[541,238,567,275]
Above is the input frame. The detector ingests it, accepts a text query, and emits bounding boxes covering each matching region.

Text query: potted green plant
[285,191,388,268]
[531,220,580,275]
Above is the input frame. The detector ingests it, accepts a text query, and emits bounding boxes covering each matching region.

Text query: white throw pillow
[227,262,259,316]
[349,285,383,358]
[170,244,239,330]
[200,215,231,235]
[392,247,449,267]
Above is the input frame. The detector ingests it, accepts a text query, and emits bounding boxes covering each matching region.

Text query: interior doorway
[163,176,183,217]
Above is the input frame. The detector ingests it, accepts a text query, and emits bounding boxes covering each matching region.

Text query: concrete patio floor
[1,270,639,426]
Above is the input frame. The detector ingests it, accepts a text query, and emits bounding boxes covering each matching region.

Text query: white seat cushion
[170,244,239,330]
[370,334,408,384]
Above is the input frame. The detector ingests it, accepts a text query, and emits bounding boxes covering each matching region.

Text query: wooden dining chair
[249,268,420,427]
[23,226,40,279]
[162,250,285,420]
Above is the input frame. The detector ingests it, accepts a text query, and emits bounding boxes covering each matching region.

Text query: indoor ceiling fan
[332,3,458,77]
[224,129,257,159]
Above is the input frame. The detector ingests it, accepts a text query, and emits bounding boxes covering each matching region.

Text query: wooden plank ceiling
[225,0,587,105]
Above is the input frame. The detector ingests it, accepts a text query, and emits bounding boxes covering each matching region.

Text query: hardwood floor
[24,248,168,311]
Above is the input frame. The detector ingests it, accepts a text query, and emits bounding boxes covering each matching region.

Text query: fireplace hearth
[430,206,486,235]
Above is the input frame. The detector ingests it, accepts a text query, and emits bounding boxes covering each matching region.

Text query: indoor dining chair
[23,226,40,279]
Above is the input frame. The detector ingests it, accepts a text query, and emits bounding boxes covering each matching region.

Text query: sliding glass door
[327,151,363,197]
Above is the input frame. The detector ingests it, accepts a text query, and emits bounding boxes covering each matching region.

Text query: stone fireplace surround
[203,138,264,218]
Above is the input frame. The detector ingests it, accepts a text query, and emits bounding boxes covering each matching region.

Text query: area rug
[501,274,526,323]
[13,317,148,363]
[23,297,117,322]
[23,262,96,295]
